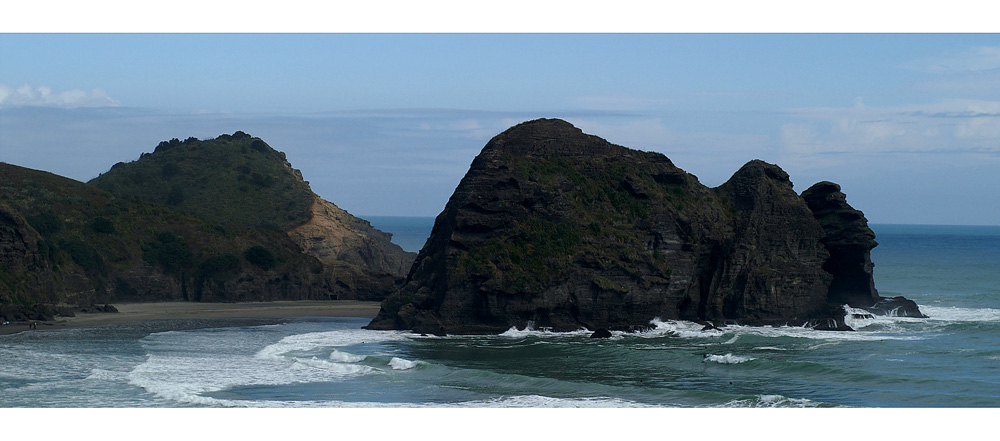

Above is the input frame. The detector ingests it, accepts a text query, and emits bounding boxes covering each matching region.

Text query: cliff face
[288,198,415,300]
[801,181,925,317]
[289,198,413,277]
[367,119,922,335]
[0,203,57,304]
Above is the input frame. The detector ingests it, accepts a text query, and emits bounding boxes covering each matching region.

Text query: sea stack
[367,118,923,335]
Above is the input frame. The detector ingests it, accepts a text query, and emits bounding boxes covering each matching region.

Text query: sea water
[2,222,999,408]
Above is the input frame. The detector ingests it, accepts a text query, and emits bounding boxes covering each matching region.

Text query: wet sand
[0,300,382,335]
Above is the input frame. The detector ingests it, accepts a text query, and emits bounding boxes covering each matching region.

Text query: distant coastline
[0,300,381,336]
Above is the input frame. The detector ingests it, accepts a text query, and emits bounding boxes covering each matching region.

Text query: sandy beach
[0,300,382,336]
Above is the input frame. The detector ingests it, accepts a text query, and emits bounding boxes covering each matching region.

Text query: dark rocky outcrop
[367,119,922,334]
[590,328,613,338]
[801,181,926,318]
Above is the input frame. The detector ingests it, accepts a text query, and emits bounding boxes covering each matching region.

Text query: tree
[244,245,276,270]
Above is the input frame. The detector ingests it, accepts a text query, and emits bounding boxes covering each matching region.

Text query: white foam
[919,305,1000,322]
[388,357,417,370]
[645,318,722,338]
[255,328,412,360]
[329,350,366,363]
[498,323,593,338]
[729,323,923,341]
[452,395,658,408]
[128,327,407,407]
[721,394,822,408]
[191,395,661,408]
[705,353,755,364]
[293,357,371,375]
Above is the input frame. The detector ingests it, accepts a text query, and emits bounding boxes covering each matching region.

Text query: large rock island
[367,119,923,335]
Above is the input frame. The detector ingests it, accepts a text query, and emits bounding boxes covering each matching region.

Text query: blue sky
[2,33,1000,224]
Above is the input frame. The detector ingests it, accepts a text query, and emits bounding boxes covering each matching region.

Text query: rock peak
[730,159,791,184]
[482,118,619,159]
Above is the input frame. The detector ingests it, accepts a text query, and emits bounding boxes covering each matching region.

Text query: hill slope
[1,162,331,312]
[89,132,416,298]
[2,131,416,315]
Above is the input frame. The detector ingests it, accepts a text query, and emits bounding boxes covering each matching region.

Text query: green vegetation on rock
[1,161,329,306]
[89,132,314,230]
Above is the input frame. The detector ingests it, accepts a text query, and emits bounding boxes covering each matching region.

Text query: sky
[2,31,1000,225]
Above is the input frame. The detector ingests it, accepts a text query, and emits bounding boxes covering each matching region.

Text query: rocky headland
[367,119,924,335]
[1,132,414,315]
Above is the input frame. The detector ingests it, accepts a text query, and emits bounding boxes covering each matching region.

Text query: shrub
[27,211,62,236]
[198,254,241,280]
[166,186,185,205]
[161,162,181,178]
[250,139,268,153]
[155,138,183,153]
[244,246,276,270]
[250,172,274,188]
[58,239,105,274]
[91,217,116,234]
[143,232,193,273]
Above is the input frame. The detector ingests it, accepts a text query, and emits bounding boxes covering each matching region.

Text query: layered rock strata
[367,119,923,335]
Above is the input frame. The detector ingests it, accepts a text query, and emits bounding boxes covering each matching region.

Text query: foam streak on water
[705,353,755,364]
[126,324,415,406]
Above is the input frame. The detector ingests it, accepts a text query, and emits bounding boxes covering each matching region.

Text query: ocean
[2,220,999,408]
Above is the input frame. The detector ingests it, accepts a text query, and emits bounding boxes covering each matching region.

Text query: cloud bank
[0,83,120,108]
[780,98,1000,160]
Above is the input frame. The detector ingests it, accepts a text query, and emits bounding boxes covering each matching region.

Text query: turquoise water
[2,222,999,407]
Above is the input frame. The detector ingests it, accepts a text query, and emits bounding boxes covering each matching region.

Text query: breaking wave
[704,353,755,364]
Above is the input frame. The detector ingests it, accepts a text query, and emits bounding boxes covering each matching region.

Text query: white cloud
[779,98,1000,163]
[0,83,120,108]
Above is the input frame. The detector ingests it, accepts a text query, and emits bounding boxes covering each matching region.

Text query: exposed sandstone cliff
[367,119,922,335]
[288,197,415,300]
[289,198,413,278]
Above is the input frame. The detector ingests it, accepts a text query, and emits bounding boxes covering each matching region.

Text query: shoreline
[0,300,382,336]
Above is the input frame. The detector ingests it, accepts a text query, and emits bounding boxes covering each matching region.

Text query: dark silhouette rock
[867,296,927,318]
[590,328,613,338]
[802,182,924,318]
[367,119,920,334]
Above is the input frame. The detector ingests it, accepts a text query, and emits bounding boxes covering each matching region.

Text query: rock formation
[801,181,925,317]
[89,132,415,300]
[367,119,923,334]
[287,197,415,299]
[2,131,415,308]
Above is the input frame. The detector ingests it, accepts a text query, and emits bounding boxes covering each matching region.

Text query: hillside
[89,132,416,296]
[2,132,417,316]
[89,131,314,230]
[1,162,331,311]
